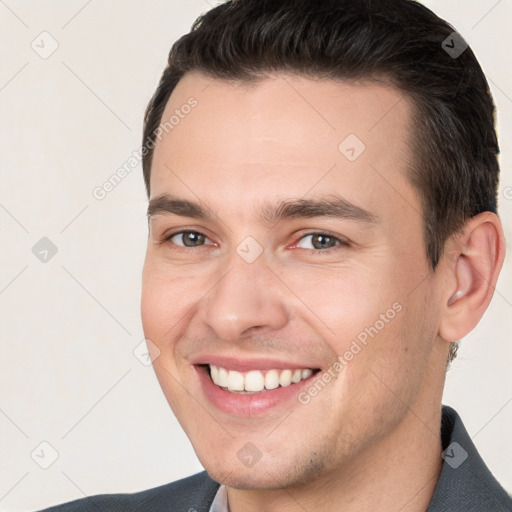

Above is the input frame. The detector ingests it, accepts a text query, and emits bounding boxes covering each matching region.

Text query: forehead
[150,71,418,225]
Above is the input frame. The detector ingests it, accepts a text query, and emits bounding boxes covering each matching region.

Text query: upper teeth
[209,365,314,392]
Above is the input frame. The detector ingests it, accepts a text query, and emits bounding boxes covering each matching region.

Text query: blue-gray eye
[297,233,340,250]
[170,231,207,247]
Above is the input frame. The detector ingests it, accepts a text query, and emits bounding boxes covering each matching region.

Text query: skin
[141,72,505,511]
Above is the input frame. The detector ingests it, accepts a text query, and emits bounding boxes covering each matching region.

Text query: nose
[199,253,289,343]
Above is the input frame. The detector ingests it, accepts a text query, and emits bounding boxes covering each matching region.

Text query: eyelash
[159,230,348,255]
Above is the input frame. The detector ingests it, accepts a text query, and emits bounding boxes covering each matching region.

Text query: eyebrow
[147,193,378,226]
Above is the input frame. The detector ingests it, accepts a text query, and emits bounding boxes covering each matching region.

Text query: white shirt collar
[209,484,229,512]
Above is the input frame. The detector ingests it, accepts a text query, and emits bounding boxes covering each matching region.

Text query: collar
[209,483,229,512]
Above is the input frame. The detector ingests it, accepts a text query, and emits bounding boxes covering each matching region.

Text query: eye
[166,230,214,248]
[295,232,347,252]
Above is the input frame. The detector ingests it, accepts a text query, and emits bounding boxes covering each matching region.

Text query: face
[141,72,445,489]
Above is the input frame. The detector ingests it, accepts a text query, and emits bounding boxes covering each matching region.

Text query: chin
[200,452,325,491]
[207,468,290,490]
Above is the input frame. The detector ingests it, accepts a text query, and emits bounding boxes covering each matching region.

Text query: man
[41,0,511,510]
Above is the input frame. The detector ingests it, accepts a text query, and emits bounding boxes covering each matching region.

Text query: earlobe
[439,212,505,343]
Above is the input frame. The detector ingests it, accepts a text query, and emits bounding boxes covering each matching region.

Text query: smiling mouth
[203,364,320,394]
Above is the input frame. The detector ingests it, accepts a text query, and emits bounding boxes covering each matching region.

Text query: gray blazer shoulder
[38,471,220,512]
[427,405,512,511]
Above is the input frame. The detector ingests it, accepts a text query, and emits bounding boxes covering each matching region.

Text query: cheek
[141,262,202,414]
[286,261,415,405]
[141,259,199,345]
[343,290,438,417]
[279,264,388,352]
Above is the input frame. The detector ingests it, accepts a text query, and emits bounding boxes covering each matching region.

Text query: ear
[438,212,506,343]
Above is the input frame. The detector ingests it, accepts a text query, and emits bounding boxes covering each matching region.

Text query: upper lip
[190,354,319,372]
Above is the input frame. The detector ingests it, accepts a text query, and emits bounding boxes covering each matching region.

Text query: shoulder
[427,405,512,511]
[37,471,220,512]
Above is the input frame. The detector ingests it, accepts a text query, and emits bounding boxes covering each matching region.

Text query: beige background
[0,1,511,510]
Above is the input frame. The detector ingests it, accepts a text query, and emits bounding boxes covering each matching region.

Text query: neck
[227,405,444,512]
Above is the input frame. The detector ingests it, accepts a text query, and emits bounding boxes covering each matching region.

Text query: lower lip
[195,365,318,417]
